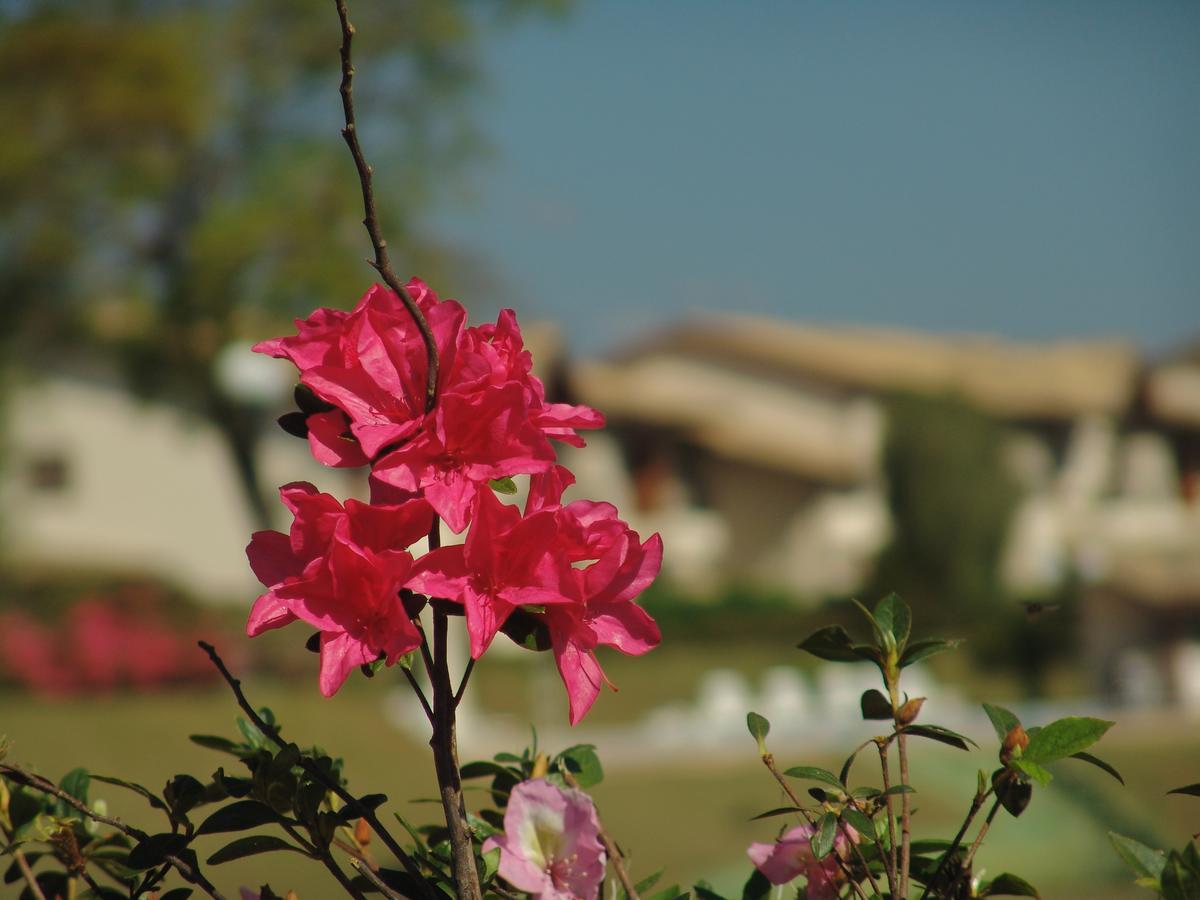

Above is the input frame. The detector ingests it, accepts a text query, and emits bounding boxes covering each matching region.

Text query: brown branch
[453,657,475,708]
[958,798,1002,887]
[402,665,435,724]
[0,764,225,900]
[897,731,912,897]
[562,769,640,900]
[918,788,991,900]
[11,849,47,900]
[197,641,434,899]
[758,754,870,900]
[875,738,900,897]
[428,608,483,899]
[334,0,440,412]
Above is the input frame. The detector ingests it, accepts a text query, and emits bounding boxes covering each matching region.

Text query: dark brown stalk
[897,730,912,896]
[875,738,899,897]
[561,769,640,900]
[197,642,432,899]
[758,754,870,900]
[429,608,484,899]
[918,788,991,900]
[334,0,440,412]
[11,850,47,900]
[0,764,225,900]
[957,798,1002,889]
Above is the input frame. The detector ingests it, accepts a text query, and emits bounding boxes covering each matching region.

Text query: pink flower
[526,468,663,725]
[254,279,466,460]
[747,823,859,898]
[406,488,576,659]
[482,779,606,900]
[245,482,434,696]
[370,383,557,533]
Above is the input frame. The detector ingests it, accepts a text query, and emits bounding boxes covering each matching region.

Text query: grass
[4,638,1199,898]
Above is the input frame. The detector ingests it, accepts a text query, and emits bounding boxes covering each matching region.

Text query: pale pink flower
[747,823,859,898]
[483,779,606,899]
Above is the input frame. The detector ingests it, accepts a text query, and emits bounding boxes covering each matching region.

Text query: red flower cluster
[247,280,660,722]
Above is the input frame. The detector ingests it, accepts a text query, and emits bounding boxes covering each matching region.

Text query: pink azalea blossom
[525,467,663,725]
[747,823,859,898]
[370,382,557,533]
[406,488,576,659]
[482,779,606,900]
[245,482,434,696]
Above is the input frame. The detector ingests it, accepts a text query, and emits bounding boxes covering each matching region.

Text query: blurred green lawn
[4,639,1198,898]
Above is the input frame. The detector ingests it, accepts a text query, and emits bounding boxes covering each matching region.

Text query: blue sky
[433,1,1199,357]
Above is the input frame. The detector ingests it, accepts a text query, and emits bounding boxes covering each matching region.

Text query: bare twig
[918,787,991,900]
[197,641,434,899]
[428,609,484,899]
[897,731,912,896]
[333,0,440,412]
[453,657,476,708]
[402,665,435,723]
[0,764,225,900]
[958,798,1002,885]
[875,738,899,897]
[11,849,47,900]
[758,754,870,900]
[562,769,641,900]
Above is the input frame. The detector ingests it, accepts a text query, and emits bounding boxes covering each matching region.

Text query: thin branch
[562,769,641,900]
[11,849,47,900]
[758,754,870,900]
[197,641,434,899]
[875,738,899,898]
[897,731,912,897]
[429,609,483,899]
[0,764,225,900]
[401,665,435,723]
[958,798,1002,886]
[334,0,439,412]
[839,796,885,900]
[453,657,475,708]
[318,851,371,900]
[918,788,991,900]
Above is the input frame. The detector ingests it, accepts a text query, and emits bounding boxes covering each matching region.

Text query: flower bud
[531,753,550,780]
[1000,724,1029,764]
[355,817,371,847]
[896,697,925,727]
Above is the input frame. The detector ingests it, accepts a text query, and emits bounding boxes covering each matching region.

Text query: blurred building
[566,317,1200,678]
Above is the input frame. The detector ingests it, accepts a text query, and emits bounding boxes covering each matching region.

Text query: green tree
[867,392,1021,628]
[0,0,564,527]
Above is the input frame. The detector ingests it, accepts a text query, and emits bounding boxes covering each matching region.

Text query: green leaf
[746,712,771,753]
[165,774,207,818]
[782,766,844,790]
[741,868,772,900]
[979,873,1040,897]
[59,768,90,803]
[1011,759,1053,786]
[982,703,1022,741]
[899,637,960,668]
[159,890,195,900]
[1069,752,1124,784]
[810,812,838,860]
[196,800,288,835]
[881,784,916,797]
[841,806,875,841]
[1161,848,1200,900]
[1022,717,1114,765]
[910,840,955,855]
[1169,784,1200,798]
[874,592,911,649]
[556,745,603,788]
[851,598,887,648]
[839,745,865,786]
[189,735,241,755]
[633,868,665,894]
[127,832,190,870]
[797,626,875,664]
[748,806,806,821]
[993,770,1034,816]
[692,884,726,900]
[489,476,518,495]
[902,724,977,751]
[1109,832,1166,881]
[860,689,893,720]
[481,846,501,883]
[206,835,307,865]
[91,774,168,811]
